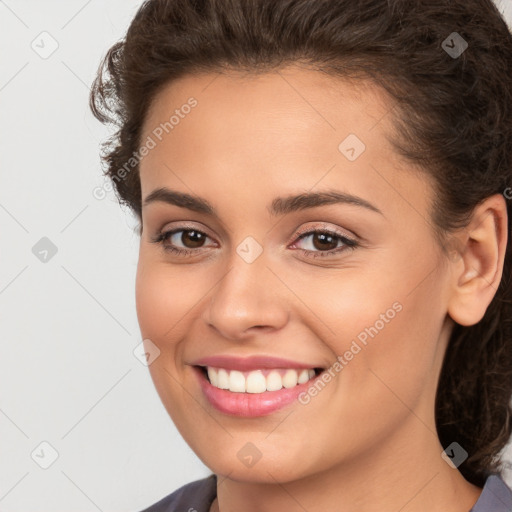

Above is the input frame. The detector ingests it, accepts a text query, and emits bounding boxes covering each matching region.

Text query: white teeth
[246,370,267,393]
[205,367,318,393]
[217,368,230,389]
[266,370,283,391]
[297,369,310,384]
[207,367,218,387]
[229,370,246,392]
[282,369,298,388]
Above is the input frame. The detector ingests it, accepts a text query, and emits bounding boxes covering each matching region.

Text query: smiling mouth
[197,366,324,393]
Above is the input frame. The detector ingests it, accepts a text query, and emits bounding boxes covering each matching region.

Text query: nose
[202,254,289,341]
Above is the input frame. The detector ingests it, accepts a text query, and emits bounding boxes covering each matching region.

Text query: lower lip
[194,366,320,417]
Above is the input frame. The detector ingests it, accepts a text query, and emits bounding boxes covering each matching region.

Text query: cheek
[135,254,208,345]
[134,255,210,433]
[293,261,447,408]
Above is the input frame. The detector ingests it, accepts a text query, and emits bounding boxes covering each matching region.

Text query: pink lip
[192,366,322,417]
[191,355,321,372]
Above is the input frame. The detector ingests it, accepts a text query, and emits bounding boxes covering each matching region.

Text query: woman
[90,0,512,510]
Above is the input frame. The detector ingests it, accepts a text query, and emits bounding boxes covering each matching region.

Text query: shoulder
[470,473,512,512]
[138,474,217,512]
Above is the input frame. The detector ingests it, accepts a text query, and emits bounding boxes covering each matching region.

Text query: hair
[89,0,512,488]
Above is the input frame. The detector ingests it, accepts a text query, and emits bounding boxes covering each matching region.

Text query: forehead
[138,66,433,224]
[140,66,400,175]
[141,65,395,146]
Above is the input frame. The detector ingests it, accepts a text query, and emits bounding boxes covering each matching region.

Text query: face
[135,66,454,483]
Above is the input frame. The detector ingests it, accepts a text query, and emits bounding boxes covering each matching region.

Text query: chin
[196,444,319,484]
[214,462,303,484]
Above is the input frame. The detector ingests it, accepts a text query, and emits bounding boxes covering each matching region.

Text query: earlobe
[447,194,508,327]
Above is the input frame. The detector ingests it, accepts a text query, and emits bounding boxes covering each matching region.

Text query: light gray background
[1,1,511,511]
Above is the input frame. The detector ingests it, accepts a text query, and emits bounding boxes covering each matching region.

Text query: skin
[135,65,507,512]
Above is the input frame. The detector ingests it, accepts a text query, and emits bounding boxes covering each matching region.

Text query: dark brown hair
[90,0,512,487]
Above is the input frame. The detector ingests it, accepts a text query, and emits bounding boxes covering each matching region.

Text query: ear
[447,194,508,326]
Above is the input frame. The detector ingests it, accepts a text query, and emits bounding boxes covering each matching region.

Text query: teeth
[266,370,282,391]
[282,369,298,388]
[229,370,246,392]
[207,367,218,387]
[298,369,310,384]
[217,368,229,389]
[246,370,267,393]
[205,367,318,393]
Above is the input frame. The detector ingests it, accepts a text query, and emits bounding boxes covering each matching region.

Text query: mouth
[197,366,324,393]
[192,364,328,417]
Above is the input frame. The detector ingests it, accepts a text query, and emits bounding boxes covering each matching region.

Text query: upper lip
[190,355,324,372]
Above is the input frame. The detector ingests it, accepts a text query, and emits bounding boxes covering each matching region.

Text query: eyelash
[150,226,359,259]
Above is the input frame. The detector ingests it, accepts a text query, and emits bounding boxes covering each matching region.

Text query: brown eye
[152,227,214,255]
[310,232,339,251]
[292,228,358,259]
[178,230,207,248]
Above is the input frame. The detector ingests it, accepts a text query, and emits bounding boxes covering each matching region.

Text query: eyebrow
[143,187,383,217]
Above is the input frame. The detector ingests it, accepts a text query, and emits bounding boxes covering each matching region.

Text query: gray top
[139,473,512,512]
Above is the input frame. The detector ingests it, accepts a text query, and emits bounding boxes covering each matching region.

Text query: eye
[150,224,359,259]
[290,228,358,259]
[150,227,215,256]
